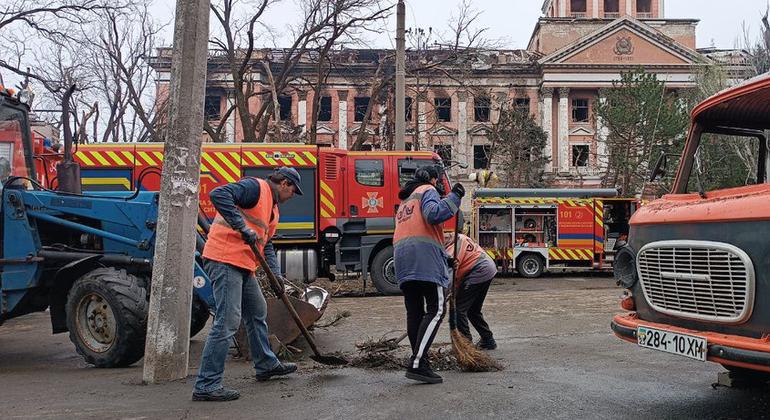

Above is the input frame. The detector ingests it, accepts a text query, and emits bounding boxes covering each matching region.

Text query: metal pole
[143,0,210,383]
[394,0,406,151]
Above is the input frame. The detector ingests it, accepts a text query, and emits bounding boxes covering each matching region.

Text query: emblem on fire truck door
[362,192,384,213]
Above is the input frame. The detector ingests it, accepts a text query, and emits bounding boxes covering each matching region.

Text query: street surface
[2,274,768,419]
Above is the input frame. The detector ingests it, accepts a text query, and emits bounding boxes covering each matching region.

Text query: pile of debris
[350,333,460,372]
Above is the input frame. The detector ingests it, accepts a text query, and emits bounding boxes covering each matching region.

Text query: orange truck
[611,74,770,376]
[471,188,638,277]
[19,141,449,295]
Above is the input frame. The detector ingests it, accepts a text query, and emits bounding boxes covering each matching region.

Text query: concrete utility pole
[394,0,406,151]
[143,0,210,383]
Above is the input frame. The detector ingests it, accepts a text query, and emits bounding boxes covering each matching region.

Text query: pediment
[430,125,457,136]
[469,125,491,136]
[350,125,376,135]
[570,126,595,136]
[316,125,337,135]
[540,17,704,67]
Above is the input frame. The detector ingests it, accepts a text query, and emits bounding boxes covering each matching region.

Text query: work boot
[405,359,443,384]
[477,337,497,350]
[192,387,240,402]
[255,362,298,381]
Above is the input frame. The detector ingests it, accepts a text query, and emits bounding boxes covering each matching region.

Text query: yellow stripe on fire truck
[476,198,592,206]
[319,180,336,218]
[548,248,593,260]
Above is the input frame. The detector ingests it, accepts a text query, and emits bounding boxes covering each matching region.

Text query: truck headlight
[614,245,638,289]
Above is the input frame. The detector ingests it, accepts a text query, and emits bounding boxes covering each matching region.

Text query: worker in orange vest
[445,233,497,350]
[394,166,464,384]
[193,167,302,402]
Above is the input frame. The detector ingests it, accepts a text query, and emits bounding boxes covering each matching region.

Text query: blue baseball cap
[275,167,304,195]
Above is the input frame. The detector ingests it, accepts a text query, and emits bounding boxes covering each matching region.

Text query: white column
[592,0,599,17]
[626,0,633,16]
[226,94,235,143]
[338,91,348,150]
[559,0,567,16]
[541,88,554,172]
[595,96,610,169]
[417,93,427,149]
[457,91,468,170]
[297,91,307,135]
[558,87,570,172]
[659,0,665,18]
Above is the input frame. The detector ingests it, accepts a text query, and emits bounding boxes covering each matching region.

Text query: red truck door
[346,153,394,219]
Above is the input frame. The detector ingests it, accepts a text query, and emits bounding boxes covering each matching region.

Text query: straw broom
[448,213,501,372]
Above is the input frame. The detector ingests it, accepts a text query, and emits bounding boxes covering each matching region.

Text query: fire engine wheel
[517,253,544,278]
[371,245,400,295]
[65,268,148,368]
[190,294,210,338]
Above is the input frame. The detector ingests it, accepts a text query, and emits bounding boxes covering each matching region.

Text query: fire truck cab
[612,74,770,376]
[471,188,638,277]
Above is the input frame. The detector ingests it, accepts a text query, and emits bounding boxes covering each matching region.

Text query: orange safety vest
[393,184,444,248]
[202,178,280,271]
[446,234,489,284]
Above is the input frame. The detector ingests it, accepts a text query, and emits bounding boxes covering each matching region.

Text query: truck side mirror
[649,152,668,182]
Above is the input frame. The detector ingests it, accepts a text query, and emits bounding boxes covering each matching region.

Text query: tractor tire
[370,245,401,295]
[517,253,544,278]
[65,268,148,368]
[190,294,210,338]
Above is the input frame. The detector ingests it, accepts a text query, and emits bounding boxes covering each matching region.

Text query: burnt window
[572,99,590,123]
[572,145,589,167]
[637,0,651,13]
[473,145,491,169]
[354,97,370,122]
[354,159,384,186]
[204,95,221,120]
[434,145,452,164]
[514,98,531,114]
[474,97,491,122]
[571,0,587,13]
[604,0,619,13]
[318,96,332,122]
[434,97,451,122]
[278,95,292,121]
[405,96,413,121]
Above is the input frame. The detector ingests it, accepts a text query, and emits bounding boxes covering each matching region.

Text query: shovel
[248,242,348,366]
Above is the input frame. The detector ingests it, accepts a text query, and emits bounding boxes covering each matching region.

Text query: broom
[448,213,502,372]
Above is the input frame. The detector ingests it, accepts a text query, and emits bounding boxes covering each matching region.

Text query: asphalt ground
[2,273,769,419]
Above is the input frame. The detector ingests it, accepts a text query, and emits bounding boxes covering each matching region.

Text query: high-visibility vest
[393,184,444,249]
[446,234,489,283]
[203,178,279,271]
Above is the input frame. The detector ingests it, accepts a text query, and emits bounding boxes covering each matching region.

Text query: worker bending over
[445,233,497,350]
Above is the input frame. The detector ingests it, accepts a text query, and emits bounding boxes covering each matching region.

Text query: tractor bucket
[266,286,330,350]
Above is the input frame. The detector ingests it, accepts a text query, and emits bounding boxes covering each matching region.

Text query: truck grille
[637,240,755,323]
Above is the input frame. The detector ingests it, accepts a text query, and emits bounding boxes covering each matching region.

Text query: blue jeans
[194,259,280,393]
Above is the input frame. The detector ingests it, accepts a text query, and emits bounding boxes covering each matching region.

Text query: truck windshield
[685,131,767,193]
[0,103,33,183]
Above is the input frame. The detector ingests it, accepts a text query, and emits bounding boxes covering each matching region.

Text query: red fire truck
[471,188,638,277]
[30,143,443,294]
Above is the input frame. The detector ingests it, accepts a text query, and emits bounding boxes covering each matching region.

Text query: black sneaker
[405,367,443,384]
[255,362,298,381]
[477,338,497,350]
[192,387,240,402]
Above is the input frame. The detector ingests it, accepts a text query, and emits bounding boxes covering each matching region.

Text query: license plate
[637,326,707,361]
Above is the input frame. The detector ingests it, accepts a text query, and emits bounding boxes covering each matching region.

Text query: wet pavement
[2,274,769,419]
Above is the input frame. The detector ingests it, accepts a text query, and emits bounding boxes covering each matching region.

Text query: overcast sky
[152,0,770,50]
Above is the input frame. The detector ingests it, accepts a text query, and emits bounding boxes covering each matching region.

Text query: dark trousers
[455,280,493,342]
[402,281,446,369]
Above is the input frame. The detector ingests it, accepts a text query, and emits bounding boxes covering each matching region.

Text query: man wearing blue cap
[193,167,303,402]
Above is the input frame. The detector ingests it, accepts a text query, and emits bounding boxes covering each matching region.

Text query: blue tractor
[0,87,214,367]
